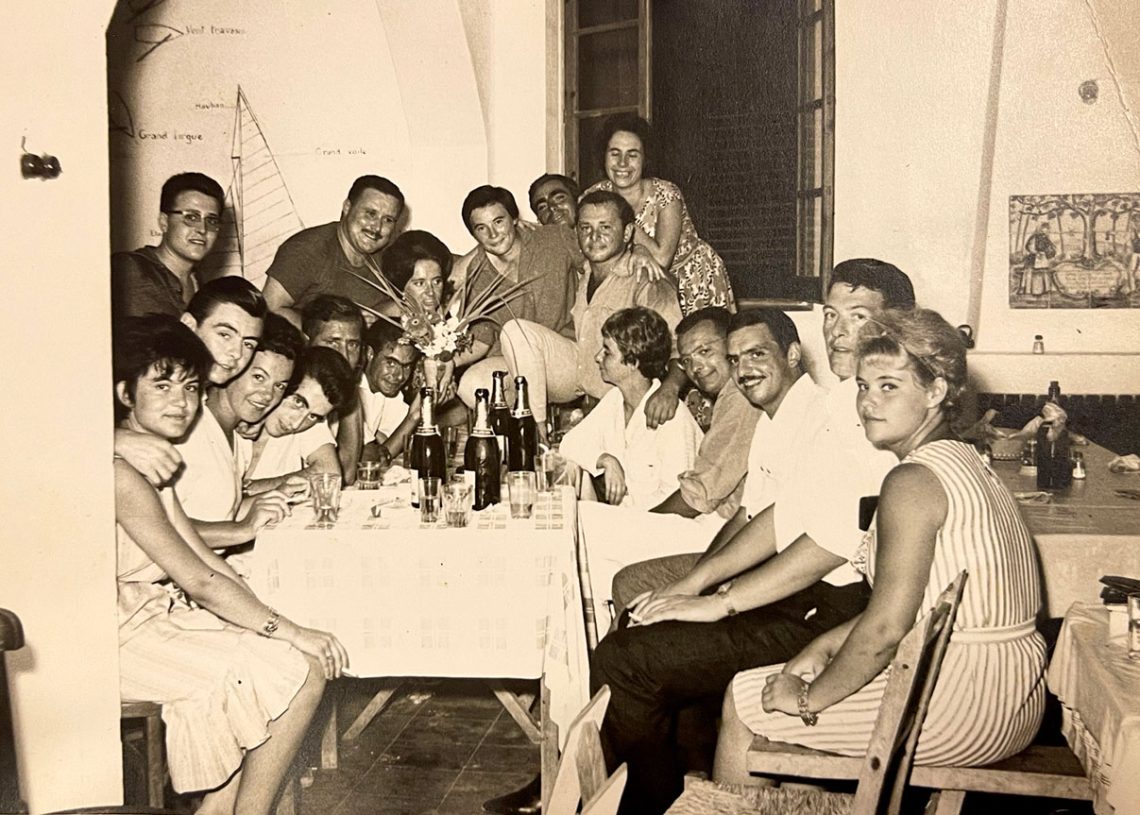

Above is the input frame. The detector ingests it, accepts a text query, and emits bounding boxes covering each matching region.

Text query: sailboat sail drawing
[200,87,303,289]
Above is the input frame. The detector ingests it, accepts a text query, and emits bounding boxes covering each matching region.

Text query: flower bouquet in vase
[348,255,538,398]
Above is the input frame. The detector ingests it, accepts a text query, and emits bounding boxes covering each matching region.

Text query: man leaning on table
[573,305,761,633]
[588,260,916,815]
[486,304,832,815]
[240,345,357,493]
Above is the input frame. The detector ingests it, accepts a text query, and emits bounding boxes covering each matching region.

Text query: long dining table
[246,482,591,807]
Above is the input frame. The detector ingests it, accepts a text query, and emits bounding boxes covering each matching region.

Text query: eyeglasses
[168,210,222,231]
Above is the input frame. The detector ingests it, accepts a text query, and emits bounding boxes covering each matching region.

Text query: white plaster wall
[835,0,1140,392]
[109,0,550,260]
[0,2,122,810]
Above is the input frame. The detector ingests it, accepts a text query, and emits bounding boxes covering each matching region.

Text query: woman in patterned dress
[584,114,735,315]
[113,315,348,814]
[714,308,1046,781]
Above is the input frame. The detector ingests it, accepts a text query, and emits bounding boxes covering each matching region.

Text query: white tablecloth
[1048,602,1140,815]
[248,485,590,743]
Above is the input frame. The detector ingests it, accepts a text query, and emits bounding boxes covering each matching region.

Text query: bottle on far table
[465,388,501,510]
[409,387,446,507]
[1035,419,1072,490]
[508,376,537,473]
[489,370,512,474]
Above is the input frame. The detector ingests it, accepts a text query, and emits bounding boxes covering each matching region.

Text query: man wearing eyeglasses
[111,172,225,323]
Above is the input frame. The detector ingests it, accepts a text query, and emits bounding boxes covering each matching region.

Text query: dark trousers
[590,579,871,815]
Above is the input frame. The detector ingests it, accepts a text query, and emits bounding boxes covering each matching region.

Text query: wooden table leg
[540,677,557,814]
[342,679,405,741]
[320,701,338,770]
[487,680,542,743]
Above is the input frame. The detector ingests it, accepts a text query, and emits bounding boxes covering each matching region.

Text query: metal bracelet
[797,681,818,727]
[261,607,281,638]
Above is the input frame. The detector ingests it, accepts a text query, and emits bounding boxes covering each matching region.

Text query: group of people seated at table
[108,111,1048,815]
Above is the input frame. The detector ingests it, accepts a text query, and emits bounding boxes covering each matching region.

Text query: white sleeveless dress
[117,487,310,793]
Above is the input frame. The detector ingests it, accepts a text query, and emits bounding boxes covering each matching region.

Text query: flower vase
[423,356,445,396]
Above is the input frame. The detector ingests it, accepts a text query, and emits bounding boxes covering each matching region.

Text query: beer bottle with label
[408,387,445,507]
[508,376,537,472]
[464,389,501,509]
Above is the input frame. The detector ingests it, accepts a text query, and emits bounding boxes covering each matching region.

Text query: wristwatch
[716,581,737,617]
[797,680,818,727]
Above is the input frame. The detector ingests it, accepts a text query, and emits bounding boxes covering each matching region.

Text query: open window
[564,0,835,302]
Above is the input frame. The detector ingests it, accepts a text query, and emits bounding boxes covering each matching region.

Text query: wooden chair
[668,572,967,815]
[741,569,1093,814]
[547,685,628,815]
[119,701,165,808]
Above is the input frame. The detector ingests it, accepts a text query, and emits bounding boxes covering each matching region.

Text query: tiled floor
[298,678,539,815]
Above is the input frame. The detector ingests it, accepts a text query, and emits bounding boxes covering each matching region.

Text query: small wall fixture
[19,138,61,180]
[1078,79,1099,104]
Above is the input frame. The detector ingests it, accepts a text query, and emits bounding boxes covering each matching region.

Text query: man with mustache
[263,175,404,327]
[173,313,306,549]
[590,261,916,815]
[111,172,226,323]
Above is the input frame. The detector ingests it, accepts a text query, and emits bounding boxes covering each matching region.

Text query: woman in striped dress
[114,316,348,814]
[714,308,1046,780]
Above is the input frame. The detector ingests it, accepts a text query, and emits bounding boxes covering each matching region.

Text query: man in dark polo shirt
[262,175,404,326]
[110,172,225,323]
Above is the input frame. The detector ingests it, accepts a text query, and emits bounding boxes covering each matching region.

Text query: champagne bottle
[409,387,446,507]
[508,375,537,472]
[489,371,512,470]
[464,389,501,509]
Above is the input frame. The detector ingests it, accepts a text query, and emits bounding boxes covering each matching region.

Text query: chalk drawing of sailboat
[200,86,303,289]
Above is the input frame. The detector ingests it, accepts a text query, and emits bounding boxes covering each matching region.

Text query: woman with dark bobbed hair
[112,315,346,814]
[559,306,702,509]
[584,113,735,315]
[716,308,1046,780]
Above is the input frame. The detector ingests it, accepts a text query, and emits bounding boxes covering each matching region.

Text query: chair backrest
[548,685,628,815]
[851,571,967,815]
[1,608,25,813]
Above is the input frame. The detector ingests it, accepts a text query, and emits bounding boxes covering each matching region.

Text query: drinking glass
[309,473,342,524]
[444,481,473,528]
[508,471,536,519]
[535,449,566,493]
[357,461,382,490]
[420,476,442,524]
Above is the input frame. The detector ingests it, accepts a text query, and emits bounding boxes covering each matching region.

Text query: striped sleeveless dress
[732,439,1046,766]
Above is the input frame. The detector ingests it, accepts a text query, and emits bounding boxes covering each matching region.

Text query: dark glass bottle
[508,376,537,472]
[464,389,501,509]
[1047,380,1062,403]
[409,387,446,507]
[489,371,512,468]
[1035,420,1072,490]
